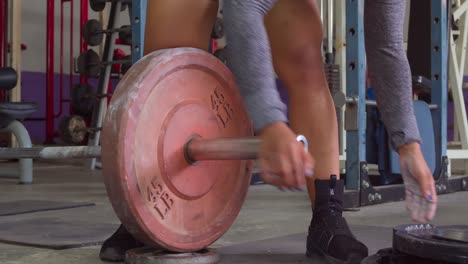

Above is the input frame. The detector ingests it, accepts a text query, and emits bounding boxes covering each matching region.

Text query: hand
[398,142,437,223]
[257,122,315,191]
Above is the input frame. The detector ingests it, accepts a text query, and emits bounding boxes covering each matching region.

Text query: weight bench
[0,67,37,184]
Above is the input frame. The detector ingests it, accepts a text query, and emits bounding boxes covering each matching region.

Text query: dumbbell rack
[86,1,129,170]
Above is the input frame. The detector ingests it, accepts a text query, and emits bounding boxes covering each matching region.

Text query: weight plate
[71,83,96,116]
[119,25,132,46]
[125,247,220,264]
[430,227,468,244]
[102,48,253,252]
[393,224,468,264]
[121,55,132,75]
[82,19,104,47]
[78,49,101,78]
[90,0,105,12]
[58,115,87,145]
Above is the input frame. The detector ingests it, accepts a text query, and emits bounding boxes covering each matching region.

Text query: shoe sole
[99,249,125,263]
[306,244,362,264]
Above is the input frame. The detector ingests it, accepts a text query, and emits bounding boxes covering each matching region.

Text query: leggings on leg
[364,0,421,150]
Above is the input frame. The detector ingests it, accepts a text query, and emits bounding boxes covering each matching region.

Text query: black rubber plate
[393,224,468,264]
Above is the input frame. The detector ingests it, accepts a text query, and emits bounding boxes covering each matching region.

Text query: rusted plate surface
[102,48,253,252]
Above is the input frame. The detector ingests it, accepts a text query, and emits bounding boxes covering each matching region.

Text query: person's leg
[100,1,219,262]
[264,1,367,262]
[264,0,339,205]
[364,0,437,223]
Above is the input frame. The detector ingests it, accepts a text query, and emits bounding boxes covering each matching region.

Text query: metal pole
[0,146,101,159]
[87,1,122,170]
[431,0,448,176]
[0,0,6,100]
[186,137,261,161]
[80,0,88,84]
[327,0,333,54]
[45,0,55,144]
[345,0,366,191]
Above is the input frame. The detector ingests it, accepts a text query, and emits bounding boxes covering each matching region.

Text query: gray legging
[223,0,421,151]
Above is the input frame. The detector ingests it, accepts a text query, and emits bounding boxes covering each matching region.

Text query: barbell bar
[0,135,308,161]
[0,146,101,159]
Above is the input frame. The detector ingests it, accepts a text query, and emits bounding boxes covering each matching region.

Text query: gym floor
[0,160,467,264]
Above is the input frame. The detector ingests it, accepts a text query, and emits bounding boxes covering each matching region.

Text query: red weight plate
[101,48,253,252]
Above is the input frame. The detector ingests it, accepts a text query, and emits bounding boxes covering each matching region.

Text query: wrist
[257,121,288,136]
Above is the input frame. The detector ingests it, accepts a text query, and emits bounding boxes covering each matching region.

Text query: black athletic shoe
[306,175,368,264]
[99,224,145,262]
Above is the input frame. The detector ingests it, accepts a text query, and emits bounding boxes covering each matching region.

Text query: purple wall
[20,71,119,144]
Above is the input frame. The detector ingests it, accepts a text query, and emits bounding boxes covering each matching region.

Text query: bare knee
[267,2,325,85]
[275,37,324,85]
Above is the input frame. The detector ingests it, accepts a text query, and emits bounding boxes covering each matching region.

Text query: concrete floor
[0,161,467,264]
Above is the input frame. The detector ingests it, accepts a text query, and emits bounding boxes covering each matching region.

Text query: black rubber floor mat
[0,217,119,249]
[217,225,393,264]
[0,200,95,216]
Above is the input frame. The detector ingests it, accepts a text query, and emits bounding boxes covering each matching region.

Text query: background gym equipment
[0,67,36,184]
[82,19,131,46]
[211,17,224,39]
[70,83,96,116]
[58,115,102,145]
[121,55,132,75]
[0,48,309,253]
[70,83,112,116]
[213,46,227,65]
[77,49,130,78]
[90,0,132,12]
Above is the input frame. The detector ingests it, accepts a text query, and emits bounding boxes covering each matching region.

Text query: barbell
[0,48,308,253]
[0,135,307,161]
